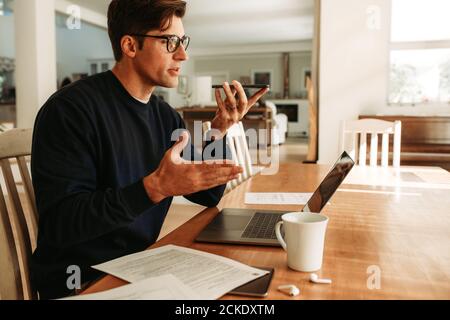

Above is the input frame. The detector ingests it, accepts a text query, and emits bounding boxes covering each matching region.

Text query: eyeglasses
[131,34,190,53]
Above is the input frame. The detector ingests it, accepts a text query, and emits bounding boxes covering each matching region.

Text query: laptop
[195,151,355,246]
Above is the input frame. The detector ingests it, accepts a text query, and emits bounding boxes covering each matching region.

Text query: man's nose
[174,44,189,61]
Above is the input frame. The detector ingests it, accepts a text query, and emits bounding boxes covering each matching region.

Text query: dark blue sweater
[31,71,227,299]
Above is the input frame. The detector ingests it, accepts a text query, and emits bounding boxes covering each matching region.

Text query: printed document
[61,274,200,300]
[92,245,269,300]
[245,192,313,205]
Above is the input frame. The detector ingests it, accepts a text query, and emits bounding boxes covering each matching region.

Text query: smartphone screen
[228,267,274,297]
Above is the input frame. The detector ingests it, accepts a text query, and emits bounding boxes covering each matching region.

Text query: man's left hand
[210,80,269,138]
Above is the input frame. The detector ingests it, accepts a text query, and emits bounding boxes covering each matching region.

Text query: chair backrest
[202,121,211,140]
[226,122,253,184]
[202,121,253,192]
[340,119,402,167]
[0,128,38,300]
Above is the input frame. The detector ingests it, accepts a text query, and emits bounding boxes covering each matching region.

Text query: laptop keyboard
[241,212,282,239]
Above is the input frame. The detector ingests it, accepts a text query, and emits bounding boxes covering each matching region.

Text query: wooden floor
[158,137,309,240]
[274,137,308,163]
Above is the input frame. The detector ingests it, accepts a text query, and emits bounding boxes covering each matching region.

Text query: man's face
[134,16,189,88]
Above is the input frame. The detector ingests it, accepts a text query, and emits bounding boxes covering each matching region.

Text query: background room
[0,0,317,164]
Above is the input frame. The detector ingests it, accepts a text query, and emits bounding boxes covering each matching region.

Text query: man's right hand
[143,131,243,203]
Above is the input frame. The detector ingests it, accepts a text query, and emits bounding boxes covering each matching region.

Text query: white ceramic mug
[275,212,329,272]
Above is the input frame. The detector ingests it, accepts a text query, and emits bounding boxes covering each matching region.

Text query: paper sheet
[92,245,269,300]
[61,274,200,300]
[245,192,313,205]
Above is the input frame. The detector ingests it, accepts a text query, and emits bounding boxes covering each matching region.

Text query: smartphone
[228,267,274,297]
[212,84,270,89]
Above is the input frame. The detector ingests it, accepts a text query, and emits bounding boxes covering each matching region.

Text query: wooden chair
[225,122,254,190]
[340,119,402,167]
[203,121,254,192]
[0,128,38,300]
[202,121,212,141]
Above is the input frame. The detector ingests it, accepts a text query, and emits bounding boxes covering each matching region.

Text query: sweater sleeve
[31,98,156,249]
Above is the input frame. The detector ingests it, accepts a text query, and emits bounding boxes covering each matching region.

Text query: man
[30,0,268,299]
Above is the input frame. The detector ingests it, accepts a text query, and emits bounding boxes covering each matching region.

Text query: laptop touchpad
[210,214,251,230]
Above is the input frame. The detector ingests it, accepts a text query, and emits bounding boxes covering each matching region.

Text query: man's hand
[211,80,269,138]
[143,131,243,203]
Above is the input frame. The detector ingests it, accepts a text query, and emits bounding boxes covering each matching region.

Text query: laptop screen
[302,151,355,213]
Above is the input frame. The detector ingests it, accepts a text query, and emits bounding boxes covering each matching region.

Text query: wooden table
[82,163,450,299]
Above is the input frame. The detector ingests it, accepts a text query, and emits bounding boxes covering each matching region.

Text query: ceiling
[69,0,314,47]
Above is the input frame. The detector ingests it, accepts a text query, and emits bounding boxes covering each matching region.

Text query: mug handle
[275,221,287,251]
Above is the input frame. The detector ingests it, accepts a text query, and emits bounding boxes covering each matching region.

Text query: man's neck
[112,63,155,102]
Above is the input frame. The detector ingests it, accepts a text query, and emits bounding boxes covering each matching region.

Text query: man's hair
[107,0,187,61]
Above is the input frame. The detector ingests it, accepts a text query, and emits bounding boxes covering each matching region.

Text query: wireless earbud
[277,284,300,296]
[309,273,332,284]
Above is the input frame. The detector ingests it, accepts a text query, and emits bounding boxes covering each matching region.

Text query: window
[101,63,109,72]
[0,0,12,16]
[90,63,98,75]
[389,0,450,106]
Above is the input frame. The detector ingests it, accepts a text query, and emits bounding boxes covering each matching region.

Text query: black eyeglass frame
[130,34,190,53]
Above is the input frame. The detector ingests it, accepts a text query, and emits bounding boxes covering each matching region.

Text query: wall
[0,13,113,85]
[194,52,312,100]
[319,0,450,164]
[290,52,312,97]
[3,8,188,121]
[55,13,113,83]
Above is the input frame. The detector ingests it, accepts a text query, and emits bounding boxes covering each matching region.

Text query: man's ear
[120,35,138,59]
